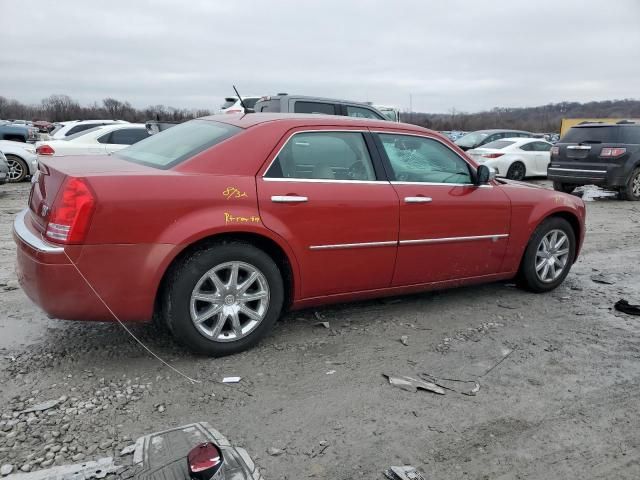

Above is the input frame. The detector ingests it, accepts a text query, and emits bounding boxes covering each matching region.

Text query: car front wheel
[163,242,284,356]
[517,217,576,293]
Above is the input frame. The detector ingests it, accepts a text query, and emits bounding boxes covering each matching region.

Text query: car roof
[201,112,428,132]
[257,94,378,106]
[573,122,638,128]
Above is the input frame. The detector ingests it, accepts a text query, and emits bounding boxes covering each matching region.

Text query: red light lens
[481,153,504,159]
[36,144,55,155]
[187,442,224,479]
[600,147,626,157]
[45,178,95,244]
[225,109,242,114]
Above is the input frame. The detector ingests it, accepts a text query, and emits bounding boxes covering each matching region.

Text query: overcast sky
[2,0,639,113]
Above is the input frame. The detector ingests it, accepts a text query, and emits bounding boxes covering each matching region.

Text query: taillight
[550,146,559,156]
[36,144,55,155]
[600,147,626,158]
[45,177,95,244]
[481,153,504,159]
[225,109,242,114]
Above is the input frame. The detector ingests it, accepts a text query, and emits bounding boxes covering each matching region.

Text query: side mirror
[476,165,497,185]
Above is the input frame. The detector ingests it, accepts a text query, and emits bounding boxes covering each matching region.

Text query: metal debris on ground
[482,347,517,377]
[222,376,242,383]
[314,321,330,329]
[384,465,426,480]
[590,273,616,285]
[400,335,409,346]
[614,299,640,316]
[383,373,445,395]
[419,373,480,396]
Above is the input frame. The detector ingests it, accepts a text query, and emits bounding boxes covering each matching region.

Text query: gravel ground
[1,181,639,479]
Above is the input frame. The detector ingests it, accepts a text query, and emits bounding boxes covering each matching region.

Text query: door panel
[257,129,399,298]
[391,183,511,285]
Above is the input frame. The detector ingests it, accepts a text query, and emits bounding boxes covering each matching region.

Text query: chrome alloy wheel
[189,261,270,342]
[535,229,570,283]
[7,157,25,182]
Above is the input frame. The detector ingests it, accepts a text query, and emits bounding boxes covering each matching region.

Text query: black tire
[162,242,284,356]
[506,161,526,180]
[619,167,640,201]
[6,155,28,183]
[552,181,577,194]
[517,217,576,293]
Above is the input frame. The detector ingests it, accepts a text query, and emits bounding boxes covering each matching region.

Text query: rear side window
[531,141,552,152]
[294,101,336,115]
[65,124,97,136]
[265,131,376,181]
[560,126,640,144]
[346,105,384,120]
[483,140,515,149]
[116,120,241,169]
[104,128,150,145]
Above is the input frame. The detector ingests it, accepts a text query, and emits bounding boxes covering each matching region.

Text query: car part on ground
[548,121,640,201]
[13,114,586,356]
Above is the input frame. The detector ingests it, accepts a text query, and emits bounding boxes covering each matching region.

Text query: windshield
[455,131,489,148]
[116,120,241,168]
[481,140,515,150]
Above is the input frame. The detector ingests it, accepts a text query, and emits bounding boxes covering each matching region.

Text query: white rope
[57,245,200,384]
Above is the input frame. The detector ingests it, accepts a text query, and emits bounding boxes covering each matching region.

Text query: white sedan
[466,137,553,180]
[0,140,38,182]
[35,123,150,158]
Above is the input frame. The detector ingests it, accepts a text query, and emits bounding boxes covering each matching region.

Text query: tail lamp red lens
[481,153,504,159]
[36,144,55,155]
[225,109,242,114]
[187,442,224,480]
[600,147,626,157]
[45,178,95,244]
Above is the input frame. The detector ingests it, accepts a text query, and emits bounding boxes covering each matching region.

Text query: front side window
[265,131,376,181]
[379,134,472,184]
[293,101,336,115]
[116,120,241,169]
[65,124,96,136]
[346,105,384,120]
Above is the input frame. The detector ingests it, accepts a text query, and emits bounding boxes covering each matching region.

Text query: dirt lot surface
[1,181,639,479]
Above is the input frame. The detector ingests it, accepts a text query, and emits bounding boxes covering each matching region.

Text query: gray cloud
[2,0,639,113]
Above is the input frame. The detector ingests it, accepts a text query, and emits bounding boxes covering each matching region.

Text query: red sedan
[14,114,586,356]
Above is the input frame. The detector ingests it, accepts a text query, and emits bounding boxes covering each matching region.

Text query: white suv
[49,120,128,139]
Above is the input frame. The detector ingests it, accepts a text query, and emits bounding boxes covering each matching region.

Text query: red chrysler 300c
[14,114,586,356]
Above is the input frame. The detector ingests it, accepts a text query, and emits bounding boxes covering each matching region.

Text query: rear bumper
[547,164,629,187]
[13,209,168,323]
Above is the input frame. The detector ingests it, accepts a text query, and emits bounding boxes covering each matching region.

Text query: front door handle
[404,196,432,203]
[271,195,308,203]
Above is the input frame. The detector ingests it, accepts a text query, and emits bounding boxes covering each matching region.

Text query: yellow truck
[560,118,640,137]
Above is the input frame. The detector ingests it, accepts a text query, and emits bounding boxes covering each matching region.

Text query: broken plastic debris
[615,299,640,316]
[222,376,242,383]
[326,370,336,375]
[383,373,445,395]
[384,465,426,480]
[419,373,480,396]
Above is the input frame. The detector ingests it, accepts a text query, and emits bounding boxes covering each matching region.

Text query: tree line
[402,99,640,133]
[0,94,212,123]
[1,94,639,133]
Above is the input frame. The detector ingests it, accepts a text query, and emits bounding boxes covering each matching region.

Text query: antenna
[233,85,250,113]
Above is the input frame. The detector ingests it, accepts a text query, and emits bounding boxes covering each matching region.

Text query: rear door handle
[404,196,432,203]
[271,195,308,203]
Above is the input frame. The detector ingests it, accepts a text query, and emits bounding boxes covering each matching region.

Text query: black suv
[548,121,640,200]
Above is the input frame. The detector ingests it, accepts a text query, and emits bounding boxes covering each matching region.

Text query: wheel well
[547,211,581,262]
[154,232,295,317]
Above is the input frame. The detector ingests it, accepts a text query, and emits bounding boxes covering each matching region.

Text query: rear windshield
[561,126,640,144]
[481,140,515,150]
[255,99,281,113]
[116,120,241,169]
[455,131,488,148]
[221,98,237,109]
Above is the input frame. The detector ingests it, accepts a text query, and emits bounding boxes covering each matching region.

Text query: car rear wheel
[6,155,28,183]
[506,161,526,180]
[552,181,577,194]
[517,217,575,293]
[619,167,640,201]
[163,242,284,356]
